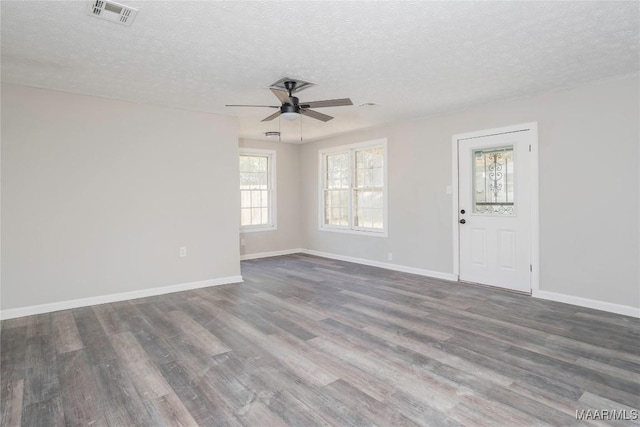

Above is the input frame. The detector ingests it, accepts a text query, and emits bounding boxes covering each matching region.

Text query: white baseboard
[240,248,303,261]
[298,250,639,318]
[300,249,458,282]
[532,290,640,318]
[0,275,243,320]
[5,253,636,320]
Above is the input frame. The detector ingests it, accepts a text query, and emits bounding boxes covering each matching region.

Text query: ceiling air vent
[87,0,138,26]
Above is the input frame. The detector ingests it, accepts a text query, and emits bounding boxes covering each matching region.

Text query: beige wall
[1,84,241,310]
[300,74,640,309]
[3,74,638,313]
[238,138,302,256]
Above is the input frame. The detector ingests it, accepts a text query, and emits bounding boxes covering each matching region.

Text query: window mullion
[349,148,355,230]
[322,155,327,226]
[268,156,273,225]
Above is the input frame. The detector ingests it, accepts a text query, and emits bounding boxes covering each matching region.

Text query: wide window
[319,139,387,236]
[239,149,276,232]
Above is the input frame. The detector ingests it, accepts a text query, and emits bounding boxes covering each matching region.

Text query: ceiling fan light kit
[279,102,300,120]
[226,78,353,125]
[280,112,300,121]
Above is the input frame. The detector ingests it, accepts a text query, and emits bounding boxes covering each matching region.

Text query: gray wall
[3,74,638,312]
[1,84,241,310]
[238,138,302,256]
[300,74,640,308]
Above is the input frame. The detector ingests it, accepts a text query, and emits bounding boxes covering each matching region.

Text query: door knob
[459,219,466,224]
[460,209,465,214]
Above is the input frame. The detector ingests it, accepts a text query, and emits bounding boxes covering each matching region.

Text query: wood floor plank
[22,396,65,427]
[135,301,183,340]
[262,388,334,426]
[236,399,289,427]
[26,313,52,338]
[57,350,108,427]
[167,310,232,356]
[325,379,420,427]
[360,322,514,388]
[92,302,134,336]
[109,331,172,400]
[253,292,329,321]
[51,311,83,354]
[157,360,231,424]
[0,325,27,397]
[2,253,639,426]
[72,307,118,364]
[127,314,176,366]
[92,358,161,426]
[0,317,27,329]
[209,306,339,387]
[0,379,23,427]
[308,334,459,414]
[428,327,586,399]
[385,389,461,427]
[23,335,60,407]
[146,392,199,427]
[445,334,640,408]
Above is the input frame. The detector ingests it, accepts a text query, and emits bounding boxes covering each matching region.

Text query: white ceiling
[2,1,638,143]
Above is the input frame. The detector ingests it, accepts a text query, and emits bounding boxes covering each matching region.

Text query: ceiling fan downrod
[284,80,297,98]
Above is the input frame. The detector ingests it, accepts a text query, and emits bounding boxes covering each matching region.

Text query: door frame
[451,122,540,292]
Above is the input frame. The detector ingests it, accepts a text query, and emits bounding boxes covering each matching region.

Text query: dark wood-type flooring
[2,254,639,426]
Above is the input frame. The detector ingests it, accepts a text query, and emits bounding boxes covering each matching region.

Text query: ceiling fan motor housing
[280,103,301,120]
[281,101,300,114]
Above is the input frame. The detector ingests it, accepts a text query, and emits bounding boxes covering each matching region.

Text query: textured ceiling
[2,1,638,143]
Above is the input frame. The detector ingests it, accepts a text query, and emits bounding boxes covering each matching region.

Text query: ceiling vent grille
[87,0,138,26]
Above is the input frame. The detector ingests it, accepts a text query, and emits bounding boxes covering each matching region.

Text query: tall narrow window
[239,149,276,232]
[320,139,387,236]
[324,151,350,227]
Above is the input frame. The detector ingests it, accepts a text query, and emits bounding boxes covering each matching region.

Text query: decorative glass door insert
[472,146,514,215]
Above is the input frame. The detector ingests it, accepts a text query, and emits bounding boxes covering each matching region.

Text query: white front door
[457,128,534,293]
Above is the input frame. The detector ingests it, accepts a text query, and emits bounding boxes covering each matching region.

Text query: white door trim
[452,122,540,291]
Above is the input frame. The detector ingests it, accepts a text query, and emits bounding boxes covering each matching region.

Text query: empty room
[1,1,639,426]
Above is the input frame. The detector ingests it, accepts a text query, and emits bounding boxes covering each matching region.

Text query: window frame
[318,138,388,237]
[239,148,277,233]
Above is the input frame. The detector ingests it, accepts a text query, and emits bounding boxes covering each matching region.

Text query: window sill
[240,226,278,234]
[319,226,387,238]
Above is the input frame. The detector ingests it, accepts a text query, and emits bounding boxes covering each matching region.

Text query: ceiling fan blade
[261,111,282,122]
[300,109,333,122]
[225,104,279,108]
[298,98,353,109]
[270,88,293,104]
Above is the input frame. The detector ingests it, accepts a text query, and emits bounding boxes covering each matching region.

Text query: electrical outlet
[388,252,393,261]
[179,247,187,257]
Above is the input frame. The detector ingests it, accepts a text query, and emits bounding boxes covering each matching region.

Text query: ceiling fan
[226,80,353,122]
